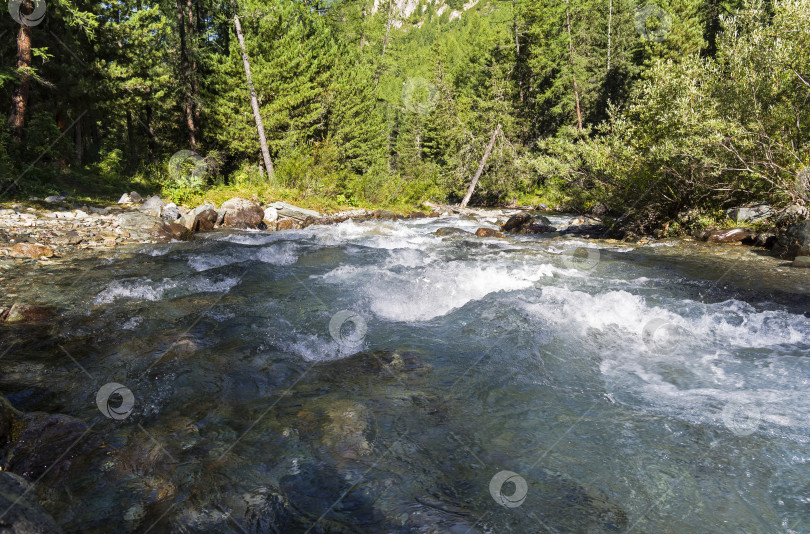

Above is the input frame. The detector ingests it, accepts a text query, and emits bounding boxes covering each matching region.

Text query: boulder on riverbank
[271,201,321,222]
[222,198,264,228]
[117,211,194,242]
[773,221,810,259]
[726,203,772,223]
[138,195,165,217]
[699,228,755,244]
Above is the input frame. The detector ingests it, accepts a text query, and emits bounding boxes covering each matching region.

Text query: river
[1,211,809,533]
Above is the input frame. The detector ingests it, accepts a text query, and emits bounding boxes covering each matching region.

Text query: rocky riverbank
[2,194,809,269]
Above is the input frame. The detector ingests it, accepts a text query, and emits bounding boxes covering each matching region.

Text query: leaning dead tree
[460,123,502,208]
[234,10,275,182]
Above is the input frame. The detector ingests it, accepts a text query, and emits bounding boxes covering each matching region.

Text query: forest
[1,0,808,233]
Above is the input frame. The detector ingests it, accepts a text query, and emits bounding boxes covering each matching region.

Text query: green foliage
[2,0,807,229]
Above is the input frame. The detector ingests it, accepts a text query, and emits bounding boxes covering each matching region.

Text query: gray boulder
[0,472,63,533]
[43,195,65,204]
[776,204,809,226]
[117,191,143,205]
[138,195,165,217]
[773,221,810,259]
[117,212,193,241]
[726,203,773,223]
[271,201,321,222]
[161,203,181,222]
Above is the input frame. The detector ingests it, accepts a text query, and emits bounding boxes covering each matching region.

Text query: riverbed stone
[501,212,531,232]
[5,303,57,323]
[475,228,505,238]
[4,411,99,482]
[52,230,82,246]
[43,195,65,204]
[501,213,555,234]
[435,227,471,237]
[322,400,374,459]
[792,256,810,268]
[222,198,264,228]
[9,243,54,258]
[0,472,63,534]
[773,221,810,259]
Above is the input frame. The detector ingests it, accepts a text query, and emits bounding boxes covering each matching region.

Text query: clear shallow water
[2,212,810,533]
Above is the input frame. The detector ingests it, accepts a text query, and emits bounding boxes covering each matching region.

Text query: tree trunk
[234,13,275,182]
[73,114,83,166]
[186,0,200,132]
[374,0,394,86]
[145,102,158,162]
[176,0,196,150]
[126,109,134,166]
[8,9,33,140]
[565,3,583,133]
[513,0,523,105]
[460,123,501,208]
[360,4,366,52]
[606,0,613,73]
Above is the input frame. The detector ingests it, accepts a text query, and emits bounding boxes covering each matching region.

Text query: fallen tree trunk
[460,123,501,208]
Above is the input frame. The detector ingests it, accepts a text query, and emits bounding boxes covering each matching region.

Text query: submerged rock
[435,227,472,237]
[3,411,99,481]
[792,256,810,268]
[501,212,532,232]
[475,228,505,238]
[4,303,57,323]
[322,400,375,459]
[0,472,63,533]
[501,213,556,234]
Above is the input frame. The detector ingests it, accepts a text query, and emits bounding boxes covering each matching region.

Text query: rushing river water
[2,211,810,533]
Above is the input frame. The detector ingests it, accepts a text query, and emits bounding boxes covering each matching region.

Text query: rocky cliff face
[372,0,480,28]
